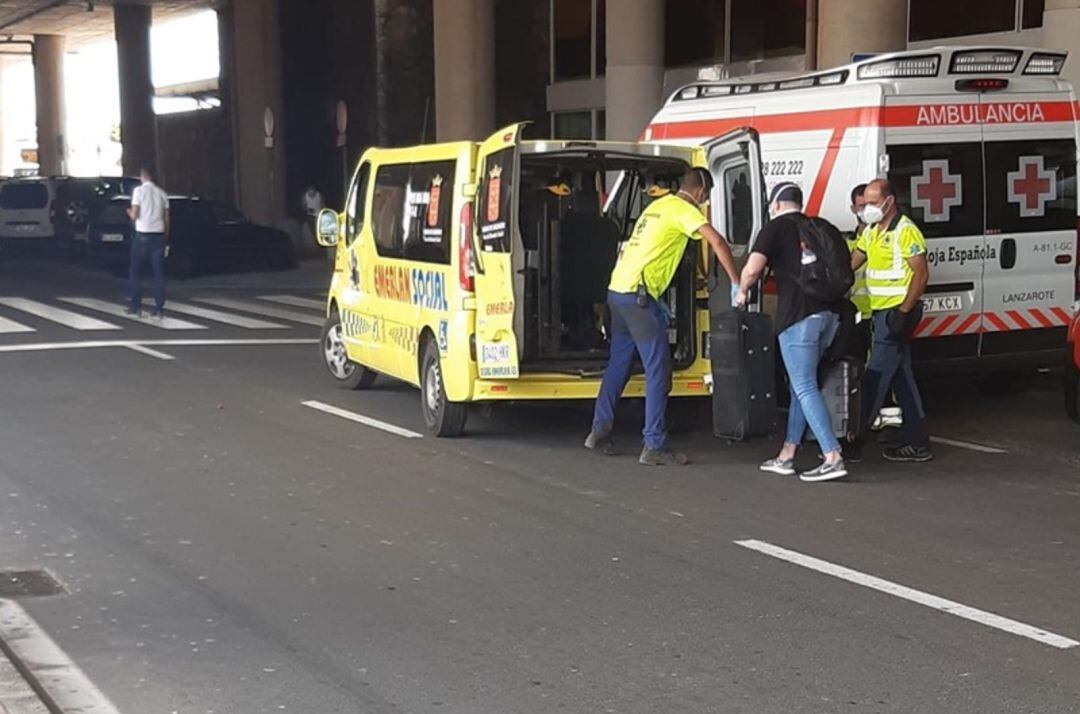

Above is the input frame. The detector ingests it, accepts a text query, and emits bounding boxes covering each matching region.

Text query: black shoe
[584,430,616,456]
[842,441,863,464]
[639,447,689,466]
[882,445,934,463]
[124,307,141,317]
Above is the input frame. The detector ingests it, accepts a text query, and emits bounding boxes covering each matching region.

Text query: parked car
[87,195,296,277]
[1068,307,1080,424]
[0,178,60,245]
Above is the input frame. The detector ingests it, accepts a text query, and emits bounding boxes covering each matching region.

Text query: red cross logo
[1007,155,1057,218]
[910,159,963,223]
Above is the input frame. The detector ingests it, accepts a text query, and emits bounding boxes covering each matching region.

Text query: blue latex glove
[730,283,741,308]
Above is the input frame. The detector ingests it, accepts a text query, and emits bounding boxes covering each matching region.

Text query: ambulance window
[345,162,370,246]
[985,140,1077,235]
[477,148,515,253]
[403,159,456,265]
[371,163,410,258]
[887,143,985,239]
[723,164,753,246]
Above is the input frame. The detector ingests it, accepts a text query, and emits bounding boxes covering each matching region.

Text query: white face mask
[860,203,885,225]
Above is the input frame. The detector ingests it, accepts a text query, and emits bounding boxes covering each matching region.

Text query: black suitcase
[818,357,864,441]
[710,310,778,441]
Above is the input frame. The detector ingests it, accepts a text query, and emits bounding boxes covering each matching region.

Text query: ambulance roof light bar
[673,69,848,102]
[1024,52,1067,75]
[857,54,940,80]
[950,49,1021,74]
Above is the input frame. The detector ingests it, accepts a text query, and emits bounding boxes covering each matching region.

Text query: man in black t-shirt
[735,182,847,483]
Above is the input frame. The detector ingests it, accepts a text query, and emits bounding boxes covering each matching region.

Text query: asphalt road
[0,256,1078,713]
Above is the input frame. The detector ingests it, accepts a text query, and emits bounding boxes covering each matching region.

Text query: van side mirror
[316,209,339,247]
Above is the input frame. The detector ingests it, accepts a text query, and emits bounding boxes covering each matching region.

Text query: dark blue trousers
[861,307,930,448]
[130,232,166,313]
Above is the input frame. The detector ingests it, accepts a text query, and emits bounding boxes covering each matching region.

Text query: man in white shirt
[128,167,170,318]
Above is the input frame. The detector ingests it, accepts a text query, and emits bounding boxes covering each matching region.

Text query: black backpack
[793,215,854,303]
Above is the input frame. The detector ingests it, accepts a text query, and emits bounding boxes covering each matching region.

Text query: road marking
[258,294,326,311]
[0,298,121,331]
[59,297,207,330]
[195,297,324,326]
[0,314,35,334]
[930,436,1008,454]
[735,539,1079,650]
[150,300,286,329]
[0,338,318,354]
[124,344,175,360]
[302,400,423,439]
[0,598,121,714]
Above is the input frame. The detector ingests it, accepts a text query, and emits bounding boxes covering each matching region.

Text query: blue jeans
[861,308,930,448]
[778,311,841,454]
[592,291,672,450]
[130,232,166,313]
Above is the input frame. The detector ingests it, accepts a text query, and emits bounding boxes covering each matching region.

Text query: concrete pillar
[605,0,664,142]
[32,34,67,176]
[433,0,494,141]
[225,0,287,230]
[817,0,906,70]
[1043,0,1080,91]
[114,2,157,176]
[0,57,6,176]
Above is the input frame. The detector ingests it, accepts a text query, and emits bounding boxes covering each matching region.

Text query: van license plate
[922,295,963,313]
[101,233,125,243]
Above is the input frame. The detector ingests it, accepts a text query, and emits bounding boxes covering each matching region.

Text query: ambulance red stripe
[915,317,937,337]
[807,128,845,216]
[985,312,1011,332]
[1006,309,1032,329]
[954,313,981,335]
[930,314,959,337]
[1051,307,1073,324]
[1029,308,1055,328]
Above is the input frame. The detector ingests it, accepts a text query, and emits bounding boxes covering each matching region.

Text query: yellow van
[316,124,765,436]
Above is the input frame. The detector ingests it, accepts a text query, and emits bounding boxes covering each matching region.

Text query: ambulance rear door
[472,124,524,380]
[978,91,1077,358]
[884,93,985,361]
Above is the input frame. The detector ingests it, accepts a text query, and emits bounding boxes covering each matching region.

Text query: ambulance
[648,46,1079,387]
[315,125,768,436]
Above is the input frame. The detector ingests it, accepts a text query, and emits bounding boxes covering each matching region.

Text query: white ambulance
[648,46,1079,385]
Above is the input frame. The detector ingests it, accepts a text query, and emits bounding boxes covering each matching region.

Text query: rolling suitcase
[818,357,864,441]
[710,310,778,441]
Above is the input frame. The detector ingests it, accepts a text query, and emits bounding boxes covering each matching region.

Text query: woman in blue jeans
[736,182,848,482]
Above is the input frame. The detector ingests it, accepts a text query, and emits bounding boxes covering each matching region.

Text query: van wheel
[420,339,467,437]
[667,398,702,435]
[974,370,1032,398]
[321,311,377,390]
[1066,356,1079,423]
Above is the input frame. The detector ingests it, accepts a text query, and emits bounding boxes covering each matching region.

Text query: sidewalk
[0,652,48,714]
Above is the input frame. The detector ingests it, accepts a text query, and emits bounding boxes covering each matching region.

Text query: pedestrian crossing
[0,294,326,335]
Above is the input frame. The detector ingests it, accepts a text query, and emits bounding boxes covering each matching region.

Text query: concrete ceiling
[0,0,214,49]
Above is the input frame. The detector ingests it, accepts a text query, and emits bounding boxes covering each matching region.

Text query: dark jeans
[592,291,672,450]
[860,307,930,448]
[130,232,166,313]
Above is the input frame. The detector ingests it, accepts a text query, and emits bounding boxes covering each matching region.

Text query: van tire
[974,369,1032,398]
[321,311,377,390]
[420,339,467,437]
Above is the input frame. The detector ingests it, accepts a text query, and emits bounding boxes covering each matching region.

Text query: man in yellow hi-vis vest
[851,178,932,463]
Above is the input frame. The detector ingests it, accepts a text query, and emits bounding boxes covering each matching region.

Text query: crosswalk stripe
[147,300,286,329]
[59,297,207,330]
[0,314,36,334]
[194,297,324,327]
[0,297,122,331]
[258,294,326,311]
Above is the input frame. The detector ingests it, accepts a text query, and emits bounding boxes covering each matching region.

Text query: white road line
[0,314,35,334]
[124,344,175,360]
[302,400,423,439]
[258,294,326,311]
[59,297,207,331]
[0,338,318,354]
[0,298,121,331]
[735,539,1079,650]
[195,297,324,326]
[0,598,121,714]
[150,300,286,329]
[930,436,1008,455]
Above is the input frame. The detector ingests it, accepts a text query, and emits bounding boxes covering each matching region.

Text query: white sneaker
[799,459,848,483]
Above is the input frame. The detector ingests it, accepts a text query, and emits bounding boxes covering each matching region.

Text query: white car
[0,178,58,243]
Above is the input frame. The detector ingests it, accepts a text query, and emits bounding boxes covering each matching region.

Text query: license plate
[922,295,963,313]
[101,233,125,243]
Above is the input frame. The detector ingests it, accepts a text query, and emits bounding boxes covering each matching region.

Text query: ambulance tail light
[857,55,939,79]
[459,201,476,294]
[956,78,1009,92]
[1024,53,1067,76]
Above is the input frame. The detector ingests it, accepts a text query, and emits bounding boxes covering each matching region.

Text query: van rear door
[473,125,524,380]
[979,93,1076,356]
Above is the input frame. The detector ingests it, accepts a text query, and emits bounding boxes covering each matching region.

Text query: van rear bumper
[471,371,712,401]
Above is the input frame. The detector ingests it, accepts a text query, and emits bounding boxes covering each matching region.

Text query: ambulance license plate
[101,233,125,243]
[922,295,963,313]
